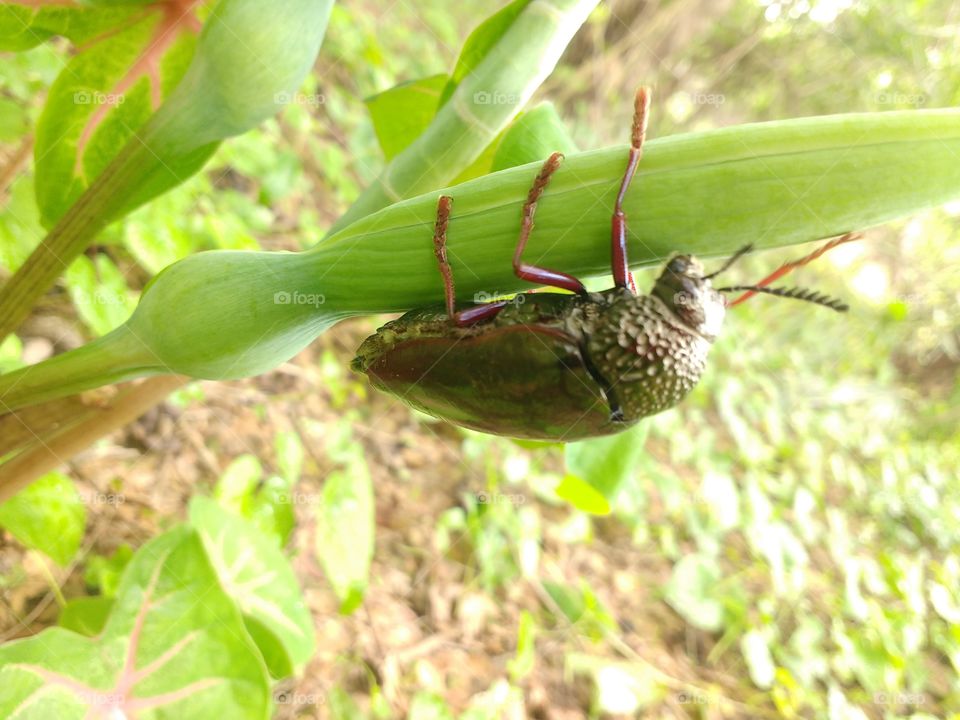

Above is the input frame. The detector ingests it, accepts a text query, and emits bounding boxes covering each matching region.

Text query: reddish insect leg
[726,232,862,307]
[611,87,652,294]
[432,195,509,327]
[513,152,587,295]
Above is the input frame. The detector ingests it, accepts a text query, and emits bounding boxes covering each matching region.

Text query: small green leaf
[64,254,137,336]
[542,580,585,623]
[563,422,650,507]
[407,692,456,720]
[555,474,610,515]
[189,496,315,676]
[0,174,44,274]
[365,74,448,161]
[58,596,114,637]
[275,430,304,483]
[741,629,776,689]
[664,553,725,632]
[315,454,375,614]
[0,96,28,141]
[214,454,264,517]
[438,0,533,107]
[492,102,578,172]
[0,4,135,52]
[83,544,134,598]
[0,471,85,565]
[507,610,537,681]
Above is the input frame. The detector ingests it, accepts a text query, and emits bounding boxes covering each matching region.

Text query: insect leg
[433,195,512,327]
[512,152,588,294]
[432,195,458,319]
[611,86,651,293]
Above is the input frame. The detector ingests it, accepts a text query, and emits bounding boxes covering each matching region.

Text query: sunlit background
[1,0,958,718]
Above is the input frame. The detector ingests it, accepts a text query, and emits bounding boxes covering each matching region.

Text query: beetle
[352,88,857,441]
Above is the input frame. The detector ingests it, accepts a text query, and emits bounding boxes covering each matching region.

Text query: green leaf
[0,174,44,274]
[407,692,455,720]
[741,629,776,689]
[7,109,960,405]
[0,334,23,374]
[214,454,264,517]
[188,496,315,676]
[58,596,114,637]
[248,475,296,547]
[0,472,85,565]
[507,610,537,681]
[438,0,533,107]
[0,527,271,719]
[0,96,28,142]
[83,544,134,598]
[365,74,448,161]
[0,4,136,52]
[663,554,725,632]
[491,102,578,172]
[34,3,201,227]
[328,0,599,234]
[64,254,137,336]
[315,454,375,614]
[555,474,610,515]
[275,430,304,484]
[563,422,650,507]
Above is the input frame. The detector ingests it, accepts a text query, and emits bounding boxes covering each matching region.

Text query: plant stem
[0,135,155,343]
[0,325,158,413]
[0,375,188,503]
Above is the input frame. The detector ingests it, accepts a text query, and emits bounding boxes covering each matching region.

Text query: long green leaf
[1,109,959,407]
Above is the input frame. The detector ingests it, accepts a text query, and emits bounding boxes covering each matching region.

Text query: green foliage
[365,74,448,161]
[315,436,374,613]
[190,496,315,675]
[0,472,85,565]
[34,4,198,227]
[562,422,650,513]
[0,526,274,719]
[2,1,960,716]
[491,102,578,171]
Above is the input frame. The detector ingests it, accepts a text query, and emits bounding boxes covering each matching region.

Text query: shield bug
[352,88,857,441]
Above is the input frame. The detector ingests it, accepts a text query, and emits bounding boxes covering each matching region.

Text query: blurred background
[1,0,959,717]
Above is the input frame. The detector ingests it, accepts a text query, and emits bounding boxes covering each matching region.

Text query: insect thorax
[578,288,721,421]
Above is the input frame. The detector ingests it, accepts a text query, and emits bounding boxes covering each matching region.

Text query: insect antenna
[715,284,849,312]
[722,232,861,307]
[703,243,754,280]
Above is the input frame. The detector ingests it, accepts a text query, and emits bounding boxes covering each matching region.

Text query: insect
[352,88,857,441]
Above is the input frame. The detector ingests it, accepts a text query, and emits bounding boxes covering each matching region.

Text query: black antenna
[703,244,754,280]
[716,284,849,312]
